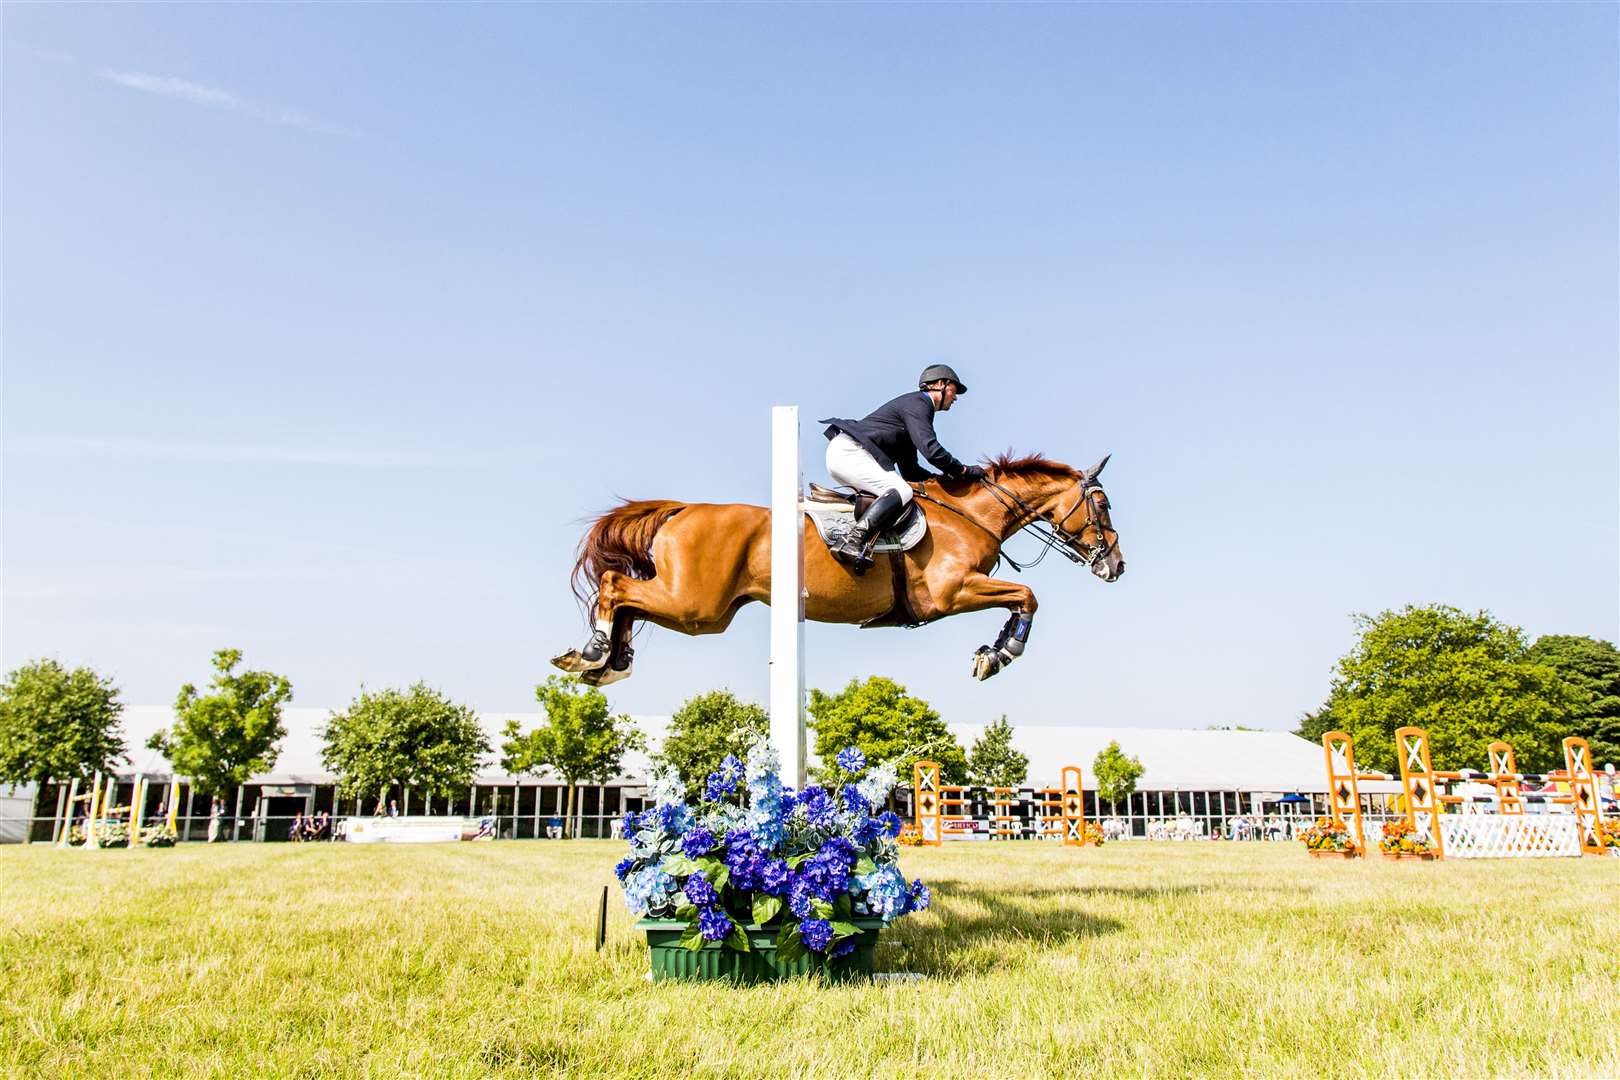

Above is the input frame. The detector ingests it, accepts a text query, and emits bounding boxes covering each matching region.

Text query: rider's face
[933,382,959,411]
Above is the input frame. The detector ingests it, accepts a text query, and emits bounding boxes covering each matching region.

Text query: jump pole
[770,405,807,790]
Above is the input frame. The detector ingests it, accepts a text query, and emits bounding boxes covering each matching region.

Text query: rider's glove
[960,465,987,481]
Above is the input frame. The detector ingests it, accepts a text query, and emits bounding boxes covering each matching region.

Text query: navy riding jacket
[821,391,968,482]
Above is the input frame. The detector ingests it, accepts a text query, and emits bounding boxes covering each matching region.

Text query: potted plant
[1080,822,1105,847]
[1377,820,1435,860]
[617,740,929,983]
[1301,817,1358,858]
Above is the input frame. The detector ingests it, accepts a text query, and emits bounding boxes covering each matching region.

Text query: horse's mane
[986,452,1080,483]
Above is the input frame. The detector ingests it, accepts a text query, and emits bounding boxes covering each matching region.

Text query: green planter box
[636,917,885,984]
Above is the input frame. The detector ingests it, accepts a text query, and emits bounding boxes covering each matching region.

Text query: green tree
[0,659,126,829]
[1526,635,1620,767]
[501,675,644,838]
[147,649,292,795]
[653,689,769,793]
[1316,605,1580,774]
[808,676,967,786]
[968,715,1028,789]
[1093,740,1144,812]
[322,683,490,810]
[1292,703,1337,746]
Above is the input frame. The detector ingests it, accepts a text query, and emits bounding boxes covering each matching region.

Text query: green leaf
[752,894,783,926]
[662,854,697,877]
[679,925,706,952]
[709,865,730,893]
[830,920,861,938]
[854,856,877,877]
[674,904,698,923]
[810,898,834,919]
[776,938,808,966]
[787,852,814,870]
[695,856,724,877]
[775,921,800,949]
[834,894,852,918]
[725,924,751,953]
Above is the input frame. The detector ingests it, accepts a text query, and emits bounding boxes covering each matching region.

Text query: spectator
[547,814,563,839]
[207,797,223,843]
[388,800,399,818]
[289,811,304,842]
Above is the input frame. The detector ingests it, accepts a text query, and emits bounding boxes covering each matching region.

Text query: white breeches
[825,434,914,504]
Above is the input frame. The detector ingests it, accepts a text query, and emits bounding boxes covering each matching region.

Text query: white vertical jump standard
[769,406,807,790]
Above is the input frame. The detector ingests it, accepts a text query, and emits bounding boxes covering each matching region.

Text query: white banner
[342,816,495,844]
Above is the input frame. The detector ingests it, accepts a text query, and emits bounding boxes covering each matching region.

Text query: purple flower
[836,747,866,772]
[698,906,734,942]
[683,872,718,907]
[681,827,716,859]
[613,857,635,882]
[800,917,834,952]
[909,879,930,912]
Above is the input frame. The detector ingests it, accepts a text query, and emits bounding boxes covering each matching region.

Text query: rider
[820,364,985,574]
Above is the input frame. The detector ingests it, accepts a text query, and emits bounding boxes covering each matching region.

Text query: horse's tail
[570,499,686,617]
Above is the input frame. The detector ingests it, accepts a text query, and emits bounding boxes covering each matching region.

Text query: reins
[912,474,1113,573]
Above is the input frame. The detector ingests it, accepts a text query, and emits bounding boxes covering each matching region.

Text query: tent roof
[113,708,1335,793]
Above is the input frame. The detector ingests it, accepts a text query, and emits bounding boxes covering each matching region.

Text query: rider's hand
[960,465,987,481]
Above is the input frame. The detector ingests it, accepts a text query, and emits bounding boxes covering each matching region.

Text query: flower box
[636,917,885,984]
[1380,851,1435,861]
[1307,847,1358,859]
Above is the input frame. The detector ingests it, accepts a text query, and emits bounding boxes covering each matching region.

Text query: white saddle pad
[801,495,927,554]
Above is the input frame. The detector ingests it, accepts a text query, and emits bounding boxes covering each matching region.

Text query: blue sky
[4,5,1615,734]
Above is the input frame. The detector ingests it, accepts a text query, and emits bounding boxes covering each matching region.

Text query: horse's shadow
[875,882,1202,977]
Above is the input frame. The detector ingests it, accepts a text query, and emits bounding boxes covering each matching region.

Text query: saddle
[803,483,927,554]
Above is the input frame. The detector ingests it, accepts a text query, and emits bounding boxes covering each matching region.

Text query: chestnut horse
[552,453,1124,685]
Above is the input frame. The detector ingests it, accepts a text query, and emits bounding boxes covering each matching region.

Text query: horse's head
[1050,454,1125,582]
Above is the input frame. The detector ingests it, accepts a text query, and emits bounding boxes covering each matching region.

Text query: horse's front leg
[940,574,1038,681]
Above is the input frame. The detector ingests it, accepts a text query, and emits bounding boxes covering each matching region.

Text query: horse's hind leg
[578,574,752,686]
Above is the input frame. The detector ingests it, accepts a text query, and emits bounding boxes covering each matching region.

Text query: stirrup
[832,535,875,575]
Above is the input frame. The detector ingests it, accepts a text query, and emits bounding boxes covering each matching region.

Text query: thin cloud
[99,69,357,136]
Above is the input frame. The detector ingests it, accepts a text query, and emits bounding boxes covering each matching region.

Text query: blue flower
[788,877,815,919]
[761,859,792,896]
[878,811,902,837]
[852,815,882,845]
[623,866,675,916]
[704,770,738,802]
[719,754,744,779]
[800,786,836,829]
[683,872,719,907]
[613,856,635,882]
[836,747,866,772]
[655,802,688,834]
[681,827,716,859]
[858,865,909,920]
[909,879,930,912]
[830,937,858,959]
[841,785,869,814]
[698,907,734,942]
[800,918,834,953]
[621,810,640,836]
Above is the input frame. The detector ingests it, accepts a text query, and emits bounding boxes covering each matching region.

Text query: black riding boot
[831,490,906,575]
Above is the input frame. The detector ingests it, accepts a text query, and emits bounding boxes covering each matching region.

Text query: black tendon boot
[831,490,906,576]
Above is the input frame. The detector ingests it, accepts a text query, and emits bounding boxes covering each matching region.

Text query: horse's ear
[1086,453,1111,479]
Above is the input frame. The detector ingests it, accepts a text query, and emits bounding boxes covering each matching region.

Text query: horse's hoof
[593,664,632,686]
[552,648,607,674]
[971,646,1001,681]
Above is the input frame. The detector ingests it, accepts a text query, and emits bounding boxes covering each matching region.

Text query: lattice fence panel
[1438,815,1581,858]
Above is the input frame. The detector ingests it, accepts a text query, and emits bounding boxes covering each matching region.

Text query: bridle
[915,474,1117,573]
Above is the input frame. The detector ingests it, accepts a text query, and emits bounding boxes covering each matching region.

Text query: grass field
[1,840,1614,1077]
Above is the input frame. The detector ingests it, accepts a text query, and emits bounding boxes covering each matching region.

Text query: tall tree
[1093,740,1145,813]
[1526,635,1620,767]
[501,675,644,838]
[0,659,126,830]
[653,689,769,794]
[808,676,967,785]
[147,649,292,795]
[322,683,490,810]
[1314,605,1580,773]
[968,715,1028,789]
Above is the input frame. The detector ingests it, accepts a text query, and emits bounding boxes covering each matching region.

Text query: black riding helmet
[918,364,967,394]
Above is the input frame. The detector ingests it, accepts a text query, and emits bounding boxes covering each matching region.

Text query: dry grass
[0,840,1614,1077]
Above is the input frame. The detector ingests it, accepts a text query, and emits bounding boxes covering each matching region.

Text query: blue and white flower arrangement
[616,736,929,963]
